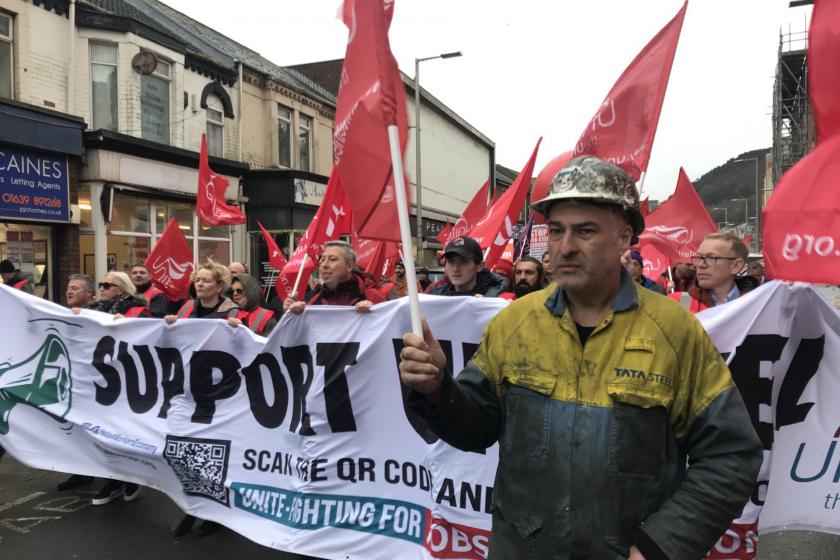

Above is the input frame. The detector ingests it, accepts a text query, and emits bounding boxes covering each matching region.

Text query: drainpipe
[67,0,76,114]
[236,60,246,263]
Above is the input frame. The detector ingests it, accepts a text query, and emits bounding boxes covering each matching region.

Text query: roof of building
[75,0,336,106]
[288,58,494,149]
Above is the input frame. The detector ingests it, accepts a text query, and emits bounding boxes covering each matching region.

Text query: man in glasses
[399,156,761,559]
[670,232,749,313]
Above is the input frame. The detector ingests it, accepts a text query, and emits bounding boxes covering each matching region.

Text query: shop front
[0,100,85,302]
[80,130,248,283]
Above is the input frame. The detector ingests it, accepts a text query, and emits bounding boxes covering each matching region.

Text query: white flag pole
[291,253,309,299]
[638,171,647,196]
[387,124,423,337]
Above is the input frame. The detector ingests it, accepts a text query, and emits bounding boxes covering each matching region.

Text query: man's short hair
[324,240,357,264]
[68,273,95,293]
[703,232,748,261]
[130,263,148,272]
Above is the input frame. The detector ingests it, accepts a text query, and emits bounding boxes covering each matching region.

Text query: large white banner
[700,281,840,558]
[0,286,504,559]
[2,281,840,559]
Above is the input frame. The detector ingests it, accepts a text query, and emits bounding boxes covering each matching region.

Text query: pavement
[0,455,317,560]
[2,453,840,559]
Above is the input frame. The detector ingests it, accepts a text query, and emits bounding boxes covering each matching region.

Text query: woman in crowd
[82,271,147,505]
[86,271,149,319]
[163,259,238,537]
[164,259,239,322]
[228,273,277,336]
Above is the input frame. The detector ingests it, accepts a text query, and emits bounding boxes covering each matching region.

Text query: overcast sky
[163,0,812,202]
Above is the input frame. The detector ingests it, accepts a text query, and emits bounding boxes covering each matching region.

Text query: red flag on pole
[638,167,716,262]
[763,0,840,284]
[257,221,287,271]
[334,0,408,241]
[531,151,574,224]
[468,138,542,268]
[354,237,398,280]
[640,243,669,281]
[573,1,687,182]
[144,218,193,301]
[435,222,453,245]
[196,134,246,226]
[276,171,352,300]
[809,0,840,144]
[444,180,491,245]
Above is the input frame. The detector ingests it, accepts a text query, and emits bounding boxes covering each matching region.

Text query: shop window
[0,223,51,299]
[78,185,92,229]
[206,95,224,158]
[0,12,12,99]
[109,193,150,234]
[198,239,229,265]
[155,200,193,237]
[91,43,118,131]
[278,105,292,168]
[141,57,171,144]
[105,234,151,273]
[298,114,312,172]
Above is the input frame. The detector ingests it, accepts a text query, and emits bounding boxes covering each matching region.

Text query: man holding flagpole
[399,156,761,559]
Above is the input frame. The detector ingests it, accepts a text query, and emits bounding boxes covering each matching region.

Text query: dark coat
[425,269,508,297]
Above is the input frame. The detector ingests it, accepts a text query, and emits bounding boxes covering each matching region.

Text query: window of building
[278,105,292,168]
[206,96,224,158]
[141,57,171,144]
[298,114,312,172]
[79,191,231,277]
[0,12,13,99]
[90,43,118,131]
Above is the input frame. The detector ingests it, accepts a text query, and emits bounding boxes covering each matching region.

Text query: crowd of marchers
[0,155,778,558]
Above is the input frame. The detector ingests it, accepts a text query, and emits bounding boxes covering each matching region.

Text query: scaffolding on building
[772,27,815,187]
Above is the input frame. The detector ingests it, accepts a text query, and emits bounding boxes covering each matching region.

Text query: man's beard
[514,281,540,299]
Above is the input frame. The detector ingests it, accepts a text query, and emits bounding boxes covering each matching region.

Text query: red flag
[742,234,752,250]
[257,221,287,271]
[276,171,352,300]
[531,151,574,224]
[763,135,840,283]
[640,243,669,281]
[435,223,453,245]
[196,134,246,226]
[446,180,491,244]
[334,0,408,241]
[809,0,840,144]
[144,218,193,301]
[763,1,840,284]
[468,138,542,268]
[353,237,398,279]
[573,2,686,181]
[638,167,716,262]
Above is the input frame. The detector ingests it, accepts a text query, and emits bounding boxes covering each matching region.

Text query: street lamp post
[414,51,462,262]
[712,207,728,227]
[734,158,760,251]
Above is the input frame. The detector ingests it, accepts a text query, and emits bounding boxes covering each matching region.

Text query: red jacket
[306,271,386,306]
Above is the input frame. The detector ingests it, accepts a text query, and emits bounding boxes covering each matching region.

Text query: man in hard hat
[399,156,761,559]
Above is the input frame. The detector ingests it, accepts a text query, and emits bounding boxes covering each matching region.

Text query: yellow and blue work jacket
[409,271,762,560]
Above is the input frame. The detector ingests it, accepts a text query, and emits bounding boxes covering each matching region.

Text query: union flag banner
[144,218,193,301]
[573,2,687,181]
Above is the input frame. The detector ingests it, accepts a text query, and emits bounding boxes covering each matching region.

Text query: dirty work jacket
[408,273,762,560]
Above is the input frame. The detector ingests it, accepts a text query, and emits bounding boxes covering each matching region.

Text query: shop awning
[0,100,86,156]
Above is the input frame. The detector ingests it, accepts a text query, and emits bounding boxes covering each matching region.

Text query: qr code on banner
[164,435,231,507]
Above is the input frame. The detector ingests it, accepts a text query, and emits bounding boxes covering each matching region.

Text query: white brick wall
[1,1,338,172]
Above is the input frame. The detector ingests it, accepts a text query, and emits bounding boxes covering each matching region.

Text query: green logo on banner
[0,330,72,434]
